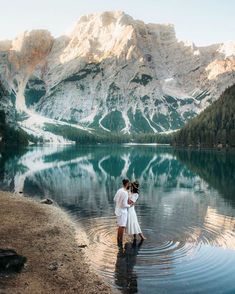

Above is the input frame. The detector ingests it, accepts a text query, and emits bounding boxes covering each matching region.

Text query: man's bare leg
[117,227,125,243]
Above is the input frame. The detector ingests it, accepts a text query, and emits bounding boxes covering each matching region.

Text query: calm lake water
[1,145,235,294]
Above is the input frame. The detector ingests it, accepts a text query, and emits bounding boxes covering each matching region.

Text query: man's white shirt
[114,187,130,216]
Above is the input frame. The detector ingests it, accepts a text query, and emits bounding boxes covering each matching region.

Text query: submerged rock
[40,198,54,205]
[0,249,27,274]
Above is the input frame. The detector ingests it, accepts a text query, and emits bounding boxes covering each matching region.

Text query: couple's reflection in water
[115,239,143,293]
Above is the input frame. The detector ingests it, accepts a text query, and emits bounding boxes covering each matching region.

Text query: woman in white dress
[126,181,146,240]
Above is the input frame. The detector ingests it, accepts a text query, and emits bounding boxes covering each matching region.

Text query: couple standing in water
[114,179,146,244]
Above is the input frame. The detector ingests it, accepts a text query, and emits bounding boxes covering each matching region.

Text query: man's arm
[122,192,130,208]
[113,191,118,202]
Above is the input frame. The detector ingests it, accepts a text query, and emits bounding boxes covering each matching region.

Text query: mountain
[173,84,235,147]
[0,11,235,142]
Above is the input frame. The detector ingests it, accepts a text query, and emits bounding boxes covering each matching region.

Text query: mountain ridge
[0,11,235,141]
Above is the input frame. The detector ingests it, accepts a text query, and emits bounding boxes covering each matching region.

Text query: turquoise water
[0,145,235,293]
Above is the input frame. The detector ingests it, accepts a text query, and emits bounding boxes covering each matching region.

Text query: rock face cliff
[0,79,30,145]
[0,11,235,139]
[0,78,15,130]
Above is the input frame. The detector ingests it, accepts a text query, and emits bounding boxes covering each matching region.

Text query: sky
[0,0,234,46]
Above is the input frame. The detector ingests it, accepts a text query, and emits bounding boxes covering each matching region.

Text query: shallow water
[0,145,235,293]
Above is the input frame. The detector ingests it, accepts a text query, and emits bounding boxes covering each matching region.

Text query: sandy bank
[0,191,113,294]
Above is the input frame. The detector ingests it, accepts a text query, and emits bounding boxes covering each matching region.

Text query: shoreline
[0,191,113,294]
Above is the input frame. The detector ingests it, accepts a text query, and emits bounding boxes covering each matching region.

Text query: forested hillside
[173,84,235,147]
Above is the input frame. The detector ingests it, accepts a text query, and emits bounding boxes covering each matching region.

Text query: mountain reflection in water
[0,145,235,293]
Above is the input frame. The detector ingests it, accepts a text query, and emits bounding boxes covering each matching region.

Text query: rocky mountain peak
[7,30,54,75]
[12,30,53,51]
[76,11,133,27]
[62,11,136,63]
[0,12,235,141]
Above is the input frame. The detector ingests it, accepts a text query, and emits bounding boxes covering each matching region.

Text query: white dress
[126,193,142,235]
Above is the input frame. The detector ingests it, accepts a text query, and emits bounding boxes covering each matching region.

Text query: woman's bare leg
[139,233,146,240]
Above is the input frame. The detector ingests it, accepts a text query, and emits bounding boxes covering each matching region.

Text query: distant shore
[0,191,113,294]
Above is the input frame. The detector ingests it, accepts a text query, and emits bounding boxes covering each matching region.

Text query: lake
[0,145,235,294]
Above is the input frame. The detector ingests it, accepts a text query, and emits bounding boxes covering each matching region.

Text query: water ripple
[72,208,235,293]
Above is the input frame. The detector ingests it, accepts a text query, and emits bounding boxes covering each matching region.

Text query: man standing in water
[114,179,131,245]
